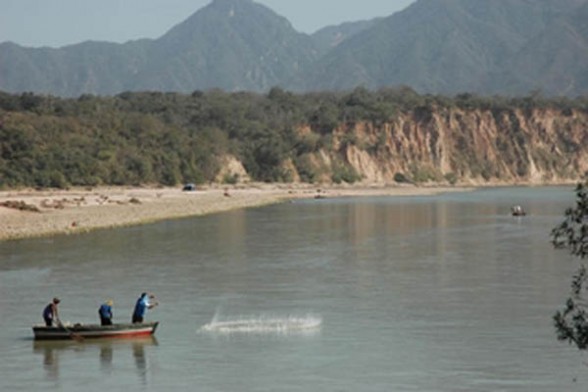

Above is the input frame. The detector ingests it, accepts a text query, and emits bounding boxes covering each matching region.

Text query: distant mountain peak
[210,0,254,7]
[207,0,256,15]
[160,0,293,42]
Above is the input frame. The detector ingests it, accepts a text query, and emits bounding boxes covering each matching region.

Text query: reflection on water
[33,337,158,384]
[132,339,149,385]
[99,342,113,373]
[2,187,581,392]
[38,341,60,381]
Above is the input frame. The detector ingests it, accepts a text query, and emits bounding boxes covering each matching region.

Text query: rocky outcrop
[223,106,587,185]
[328,107,588,184]
[215,155,251,183]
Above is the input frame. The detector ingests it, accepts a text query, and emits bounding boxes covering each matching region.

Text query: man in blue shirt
[132,293,158,323]
[98,300,114,325]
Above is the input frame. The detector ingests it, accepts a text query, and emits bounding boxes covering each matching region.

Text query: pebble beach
[0,184,466,241]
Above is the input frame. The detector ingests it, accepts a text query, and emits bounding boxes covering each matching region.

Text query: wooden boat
[32,321,159,340]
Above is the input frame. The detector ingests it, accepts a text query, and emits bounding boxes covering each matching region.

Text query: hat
[53,297,60,304]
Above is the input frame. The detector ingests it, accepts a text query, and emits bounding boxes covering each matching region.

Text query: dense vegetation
[552,183,588,350]
[1,88,587,189]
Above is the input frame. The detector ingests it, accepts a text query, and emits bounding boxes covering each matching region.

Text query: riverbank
[0,184,469,241]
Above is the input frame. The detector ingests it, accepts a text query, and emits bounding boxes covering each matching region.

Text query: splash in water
[200,314,322,334]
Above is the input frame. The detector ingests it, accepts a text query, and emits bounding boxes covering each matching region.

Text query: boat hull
[32,322,159,340]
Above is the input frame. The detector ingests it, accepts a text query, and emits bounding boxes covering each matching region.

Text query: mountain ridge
[1,0,587,97]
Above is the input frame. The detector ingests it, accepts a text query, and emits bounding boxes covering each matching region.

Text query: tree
[551,182,588,350]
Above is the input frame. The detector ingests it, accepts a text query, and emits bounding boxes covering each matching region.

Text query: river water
[0,186,586,391]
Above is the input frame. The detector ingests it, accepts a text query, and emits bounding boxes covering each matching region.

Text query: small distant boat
[511,205,526,216]
[32,322,159,340]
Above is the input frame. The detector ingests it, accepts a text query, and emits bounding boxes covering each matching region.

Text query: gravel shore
[0,184,467,241]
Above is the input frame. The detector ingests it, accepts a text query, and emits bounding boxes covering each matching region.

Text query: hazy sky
[0,0,416,48]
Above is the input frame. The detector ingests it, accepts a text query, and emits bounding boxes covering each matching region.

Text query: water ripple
[200,315,322,334]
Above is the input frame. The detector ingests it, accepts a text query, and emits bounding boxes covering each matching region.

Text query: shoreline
[0,183,485,241]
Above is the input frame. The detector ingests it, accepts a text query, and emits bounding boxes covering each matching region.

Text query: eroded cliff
[279,107,588,185]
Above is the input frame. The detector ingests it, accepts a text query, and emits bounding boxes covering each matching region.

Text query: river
[0,186,586,391]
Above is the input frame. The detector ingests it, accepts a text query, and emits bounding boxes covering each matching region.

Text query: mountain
[134,0,319,92]
[0,39,152,97]
[1,0,587,97]
[294,0,588,95]
[492,1,588,96]
[0,0,318,96]
[311,19,382,52]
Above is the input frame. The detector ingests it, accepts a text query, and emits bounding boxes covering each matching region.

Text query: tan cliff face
[277,106,588,185]
[5,96,585,189]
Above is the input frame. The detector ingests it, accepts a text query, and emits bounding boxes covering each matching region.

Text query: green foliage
[309,99,341,134]
[444,172,458,185]
[410,164,442,183]
[551,183,588,350]
[551,183,588,259]
[339,132,358,149]
[331,162,361,184]
[295,132,321,154]
[222,173,240,185]
[0,89,587,189]
[293,154,319,183]
[341,87,402,124]
[371,131,388,154]
[242,130,291,182]
[393,172,410,184]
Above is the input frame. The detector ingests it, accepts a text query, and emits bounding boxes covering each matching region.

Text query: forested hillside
[1,89,587,189]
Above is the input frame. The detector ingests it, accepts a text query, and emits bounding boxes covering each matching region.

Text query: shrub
[222,173,240,185]
[394,172,410,183]
[444,172,458,185]
[331,163,361,184]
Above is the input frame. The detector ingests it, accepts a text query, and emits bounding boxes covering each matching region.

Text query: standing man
[132,293,158,323]
[42,297,60,327]
[98,300,114,325]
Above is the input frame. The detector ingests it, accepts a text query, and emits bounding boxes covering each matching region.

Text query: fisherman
[98,300,114,325]
[42,297,60,327]
[132,293,158,324]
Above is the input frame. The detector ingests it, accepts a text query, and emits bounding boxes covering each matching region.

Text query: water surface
[0,186,586,391]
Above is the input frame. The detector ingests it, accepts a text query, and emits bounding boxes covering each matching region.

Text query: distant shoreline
[0,183,473,242]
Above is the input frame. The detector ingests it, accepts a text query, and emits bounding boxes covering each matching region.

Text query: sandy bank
[0,184,468,241]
